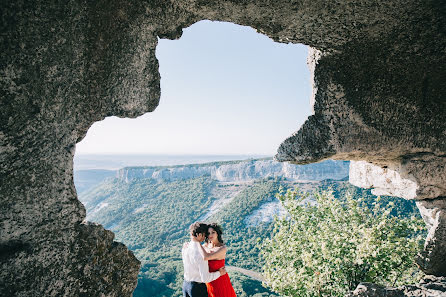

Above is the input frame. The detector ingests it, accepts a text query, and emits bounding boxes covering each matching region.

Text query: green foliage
[317,180,421,218]
[82,177,217,296]
[80,177,280,297]
[229,272,278,297]
[261,188,426,297]
[210,178,282,271]
[83,177,215,249]
[80,172,424,297]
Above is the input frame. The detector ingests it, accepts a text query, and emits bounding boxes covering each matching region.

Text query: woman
[197,223,237,297]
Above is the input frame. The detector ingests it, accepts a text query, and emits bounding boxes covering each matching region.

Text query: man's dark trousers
[183,280,208,297]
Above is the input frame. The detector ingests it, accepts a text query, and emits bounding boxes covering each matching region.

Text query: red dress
[206,259,237,297]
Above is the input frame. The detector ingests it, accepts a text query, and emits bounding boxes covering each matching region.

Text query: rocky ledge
[349,276,446,297]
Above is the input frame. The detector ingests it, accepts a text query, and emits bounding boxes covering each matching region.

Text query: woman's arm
[197,244,227,261]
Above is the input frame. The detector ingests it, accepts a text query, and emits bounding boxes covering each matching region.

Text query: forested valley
[76,160,420,297]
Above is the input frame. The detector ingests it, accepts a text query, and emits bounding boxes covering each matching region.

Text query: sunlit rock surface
[416,198,446,277]
[349,159,446,277]
[244,199,287,227]
[349,276,446,297]
[350,156,446,201]
[117,159,349,183]
[349,161,418,200]
[1,0,445,296]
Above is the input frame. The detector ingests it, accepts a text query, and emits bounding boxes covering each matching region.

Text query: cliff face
[1,0,445,296]
[117,159,349,183]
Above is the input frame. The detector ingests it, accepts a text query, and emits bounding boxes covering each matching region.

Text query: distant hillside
[76,159,419,297]
[73,154,268,170]
[75,158,349,194]
[80,176,287,297]
[74,169,116,194]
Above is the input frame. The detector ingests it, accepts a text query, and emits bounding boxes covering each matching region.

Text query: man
[182,222,226,297]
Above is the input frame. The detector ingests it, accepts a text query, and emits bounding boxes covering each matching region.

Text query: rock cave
[1,1,445,296]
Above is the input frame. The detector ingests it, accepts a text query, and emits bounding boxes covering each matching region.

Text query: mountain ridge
[116,159,350,183]
[75,158,420,297]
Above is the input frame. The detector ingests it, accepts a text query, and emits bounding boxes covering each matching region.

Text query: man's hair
[189,222,208,237]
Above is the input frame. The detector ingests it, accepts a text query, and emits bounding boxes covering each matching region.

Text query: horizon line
[74,152,274,156]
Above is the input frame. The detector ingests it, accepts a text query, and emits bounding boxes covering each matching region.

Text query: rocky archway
[1,1,444,296]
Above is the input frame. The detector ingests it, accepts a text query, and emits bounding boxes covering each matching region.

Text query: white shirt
[182,241,220,283]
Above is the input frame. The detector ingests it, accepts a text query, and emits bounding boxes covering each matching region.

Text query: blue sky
[76,20,311,156]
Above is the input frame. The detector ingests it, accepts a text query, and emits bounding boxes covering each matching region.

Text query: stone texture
[1,0,445,296]
[349,161,418,200]
[349,275,446,297]
[416,198,446,276]
[270,0,446,278]
[349,154,446,201]
[348,157,446,277]
[349,152,446,279]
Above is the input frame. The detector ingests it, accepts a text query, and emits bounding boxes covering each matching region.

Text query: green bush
[260,189,425,297]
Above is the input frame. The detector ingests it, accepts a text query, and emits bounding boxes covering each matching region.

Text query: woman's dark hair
[206,223,224,244]
[189,222,208,237]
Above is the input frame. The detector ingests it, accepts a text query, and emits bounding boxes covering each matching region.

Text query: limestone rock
[349,161,418,200]
[349,158,446,276]
[416,199,446,276]
[349,275,446,297]
[349,155,446,201]
[1,0,445,295]
[117,159,350,183]
[0,221,140,297]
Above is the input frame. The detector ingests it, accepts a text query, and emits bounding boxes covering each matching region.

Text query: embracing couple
[182,222,237,297]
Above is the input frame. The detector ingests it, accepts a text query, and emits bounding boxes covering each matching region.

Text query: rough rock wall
[1,0,445,296]
[270,0,446,278]
[349,275,446,297]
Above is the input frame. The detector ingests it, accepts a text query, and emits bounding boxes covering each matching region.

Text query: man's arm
[191,242,223,283]
[197,256,221,283]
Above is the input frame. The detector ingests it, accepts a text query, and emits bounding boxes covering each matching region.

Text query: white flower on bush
[260,188,425,297]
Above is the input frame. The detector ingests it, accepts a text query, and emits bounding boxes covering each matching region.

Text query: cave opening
[3,1,444,296]
[0,0,446,296]
[73,20,312,296]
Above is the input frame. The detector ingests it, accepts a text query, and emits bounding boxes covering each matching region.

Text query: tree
[260,189,425,297]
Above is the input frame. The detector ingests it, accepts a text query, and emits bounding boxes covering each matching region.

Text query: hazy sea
[74,154,269,171]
